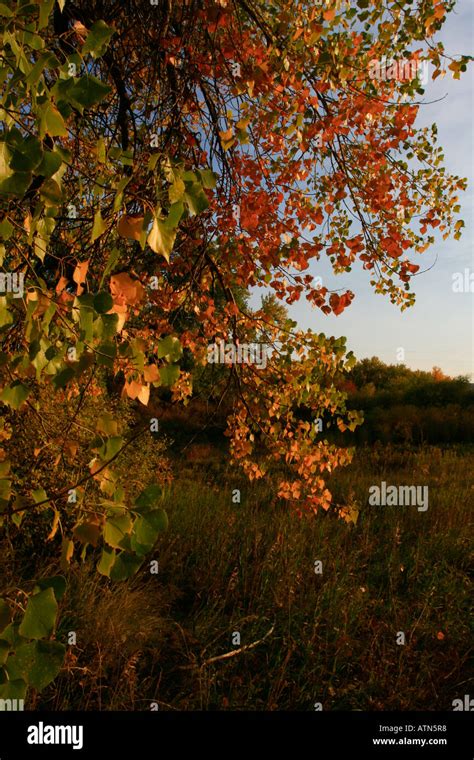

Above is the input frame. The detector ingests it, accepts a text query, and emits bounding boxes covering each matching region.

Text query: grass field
[27,442,473,711]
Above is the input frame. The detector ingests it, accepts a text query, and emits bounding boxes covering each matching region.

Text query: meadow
[17,438,471,711]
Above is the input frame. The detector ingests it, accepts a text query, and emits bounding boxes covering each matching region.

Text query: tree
[0,2,470,691]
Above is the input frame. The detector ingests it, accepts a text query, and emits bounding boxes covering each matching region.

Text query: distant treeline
[342,358,474,444]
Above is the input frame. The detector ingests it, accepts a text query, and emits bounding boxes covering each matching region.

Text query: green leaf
[0,382,30,410]
[32,488,50,508]
[104,512,133,549]
[197,169,217,189]
[147,216,176,261]
[69,76,111,111]
[39,0,55,29]
[0,172,32,198]
[97,546,116,577]
[82,20,115,58]
[157,335,182,362]
[73,522,101,547]
[9,136,43,172]
[0,640,9,666]
[34,576,66,602]
[0,679,26,701]
[52,366,75,390]
[25,52,60,87]
[134,484,162,514]
[5,640,65,691]
[0,295,11,327]
[36,150,63,179]
[112,177,130,212]
[0,219,13,241]
[0,600,11,632]
[0,623,23,649]
[159,363,180,387]
[131,509,168,554]
[40,178,63,206]
[96,412,120,436]
[0,3,14,17]
[101,247,121,285]
[60,538,74,572]
[109,552,143,582]
[0,140,12,182]
[169,177,185,203]
[185,182,210,215]
[93,291,113,314]
[34,217,56,262]
[166,201,184,229]
[97,435,123,461]
[101,314,118,340]
[96,341,116,368]
[19,588,57,640]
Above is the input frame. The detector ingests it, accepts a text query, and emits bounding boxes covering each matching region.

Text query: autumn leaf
[144,364,160,383]
[47,510,60,541]
[109,273,145,306]
[147,216,176,261]
[73,260,89,296]
[219,128,236,151]
[117,215,145,241]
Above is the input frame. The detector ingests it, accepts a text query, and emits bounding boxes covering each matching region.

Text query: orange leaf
[55,276,69,295]
[144,364,160,383]
[110,273,145,306]
[117,215,145,241]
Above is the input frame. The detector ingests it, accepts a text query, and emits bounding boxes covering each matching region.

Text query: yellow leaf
[47,509,60,541]
[236,117,250,131]
[137,383,150,406]
[91,210,107,242]
[219,128,233,142]
[147,216,176,261]
[73,260,89,295]
[60,538,74,571]
[169,177,185,203]
[219,127,236,150]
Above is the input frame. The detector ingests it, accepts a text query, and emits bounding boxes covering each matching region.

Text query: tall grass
[33,444,473,711]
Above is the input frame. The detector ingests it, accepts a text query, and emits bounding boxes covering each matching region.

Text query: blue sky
[253,0,473,379]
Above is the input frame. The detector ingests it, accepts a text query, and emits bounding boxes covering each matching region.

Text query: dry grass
[26,443,473,711]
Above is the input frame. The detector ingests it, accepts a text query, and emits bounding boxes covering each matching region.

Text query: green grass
[35,443,473,711]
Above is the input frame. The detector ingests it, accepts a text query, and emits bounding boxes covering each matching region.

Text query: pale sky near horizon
[252,0,474,379]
